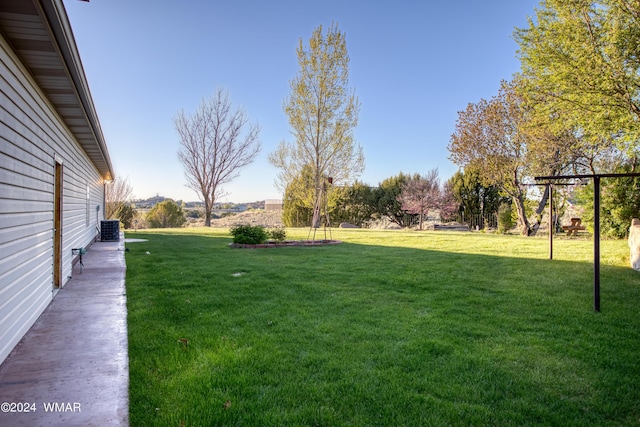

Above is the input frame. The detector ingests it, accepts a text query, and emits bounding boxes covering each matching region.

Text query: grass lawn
[125,228,640,426]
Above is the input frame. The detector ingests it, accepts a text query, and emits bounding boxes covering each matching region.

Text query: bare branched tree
[105,175,133,220]
[176,88,261,226]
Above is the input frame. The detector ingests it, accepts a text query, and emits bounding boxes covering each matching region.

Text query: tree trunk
[513,194,530,236]
[527,185,550,236]
[203,197,212,227]
[311,185,322,228]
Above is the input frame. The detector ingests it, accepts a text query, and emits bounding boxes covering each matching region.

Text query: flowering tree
[397,169,442,230]
[439,180,459,222]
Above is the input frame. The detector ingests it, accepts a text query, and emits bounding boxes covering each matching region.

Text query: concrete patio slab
[0,237,128,426]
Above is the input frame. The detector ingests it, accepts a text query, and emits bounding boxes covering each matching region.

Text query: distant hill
[132,196,265,210]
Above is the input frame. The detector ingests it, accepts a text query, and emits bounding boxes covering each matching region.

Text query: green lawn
[125,228,640,426]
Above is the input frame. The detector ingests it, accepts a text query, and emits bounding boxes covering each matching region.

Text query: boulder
[628,218,640,271]
[339,222,359,229]
[433,223,470,232]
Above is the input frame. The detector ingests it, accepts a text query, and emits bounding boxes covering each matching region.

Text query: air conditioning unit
[101,220,120,241]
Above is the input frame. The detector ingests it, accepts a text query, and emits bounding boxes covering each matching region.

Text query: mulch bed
[229,240,342,249]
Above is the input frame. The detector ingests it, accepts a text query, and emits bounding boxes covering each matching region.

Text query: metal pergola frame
[534,172,640,312]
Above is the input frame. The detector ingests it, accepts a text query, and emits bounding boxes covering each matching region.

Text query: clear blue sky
[64,0,538,203]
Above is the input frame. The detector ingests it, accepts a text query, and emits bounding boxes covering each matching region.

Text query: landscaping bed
[229,239,342,248]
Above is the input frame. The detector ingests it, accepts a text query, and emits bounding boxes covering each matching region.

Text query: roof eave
[0,0,114,180]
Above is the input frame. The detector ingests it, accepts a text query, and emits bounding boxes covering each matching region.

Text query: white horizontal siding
[0,241,51,296]
[0,197,51,215]
[0,169,51,195]
[0,250,52,327]
[0,223,51,261]
[0,264,51,368]
[0,210,50,229]
[0,32,106,365]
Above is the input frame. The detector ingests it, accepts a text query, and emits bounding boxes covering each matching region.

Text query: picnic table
[562,218,586,236]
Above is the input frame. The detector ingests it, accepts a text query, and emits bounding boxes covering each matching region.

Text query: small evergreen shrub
[146,199,187,228]
[498,202,514,234]
[269,226,287,243]
[230,225,269,244]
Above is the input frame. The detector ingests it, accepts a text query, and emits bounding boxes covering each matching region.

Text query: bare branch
[105,175,133,220]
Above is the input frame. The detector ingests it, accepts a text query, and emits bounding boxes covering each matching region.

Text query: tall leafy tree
[331,181,376,227]
[449,78,578,235]
[515,0,640,154]
[176,88,261,226]
[449,80,533,235]
[447,169,507,228]
[270,23,364,226]
[282,165,315,227]
[374,172,415,228]
[576,157,640,238]
[282,164,344,227]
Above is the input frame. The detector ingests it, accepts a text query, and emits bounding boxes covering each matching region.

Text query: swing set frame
[535,172,640,312]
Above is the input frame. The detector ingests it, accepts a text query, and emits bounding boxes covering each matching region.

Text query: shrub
[497,202,514,234]
[114,203,137,229]
[185,209,202,219]
[146,200,187,228]
[230,225,269,244]
[269,226,287,243]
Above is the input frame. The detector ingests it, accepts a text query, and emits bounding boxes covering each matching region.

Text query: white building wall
[0,33,105,365]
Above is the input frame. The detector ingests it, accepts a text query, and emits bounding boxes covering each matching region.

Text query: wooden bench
[562,218,586,236]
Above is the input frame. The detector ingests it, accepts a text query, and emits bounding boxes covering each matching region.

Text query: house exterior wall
[0,32,105,365]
